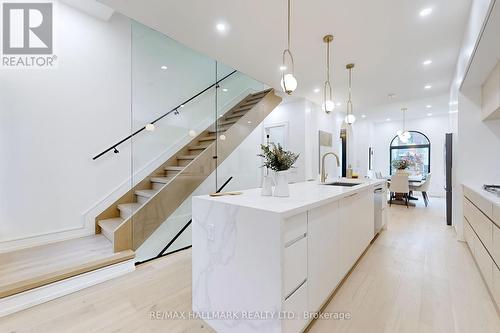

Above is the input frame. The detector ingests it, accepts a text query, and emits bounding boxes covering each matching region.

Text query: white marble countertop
[194,178,386,218]
[462,182,500,206]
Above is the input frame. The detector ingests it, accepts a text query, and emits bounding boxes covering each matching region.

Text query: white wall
[0,2,132,249]
[352,114,450,197]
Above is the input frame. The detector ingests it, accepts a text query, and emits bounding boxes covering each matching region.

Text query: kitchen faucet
[320,152,340,183]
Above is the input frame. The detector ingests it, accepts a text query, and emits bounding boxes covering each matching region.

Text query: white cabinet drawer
[284,212,307,245]
[474,232,493,290]
[464,198,493,251]
[283,280,308,333]
[493,264,500,308]
[464,186,493,219]
[284,236,307,299]
[493,224,500,265]
[464,218,474,254]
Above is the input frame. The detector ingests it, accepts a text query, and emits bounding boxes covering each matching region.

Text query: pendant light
[397,107,411,143]
[345,63,356,124]
[322,35,335,113]
[280,0,297,94]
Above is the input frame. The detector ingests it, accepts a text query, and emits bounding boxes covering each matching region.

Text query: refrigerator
[444,133,453,226]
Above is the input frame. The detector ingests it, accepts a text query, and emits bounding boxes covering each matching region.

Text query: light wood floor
[1,198,499,332]
[0,235,133,298]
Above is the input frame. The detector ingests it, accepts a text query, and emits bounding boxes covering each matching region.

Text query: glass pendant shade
[397,108,411,142]
[323,100,335,112]
[280,73,297,94]
[345,113,356,124]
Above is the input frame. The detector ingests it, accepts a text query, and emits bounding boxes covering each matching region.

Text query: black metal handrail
[92,70,238,160]
[135,176,233,266]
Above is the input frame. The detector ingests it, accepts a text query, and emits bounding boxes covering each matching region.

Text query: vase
[261,175,274,196]
[272,170,290,197]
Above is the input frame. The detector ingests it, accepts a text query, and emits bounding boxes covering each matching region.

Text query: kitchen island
[192,179,386,333]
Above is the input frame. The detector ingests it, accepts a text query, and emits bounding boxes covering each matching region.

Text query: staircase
[96,89,282,252]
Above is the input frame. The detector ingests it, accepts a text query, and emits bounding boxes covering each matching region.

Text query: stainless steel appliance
[444,133,453,226]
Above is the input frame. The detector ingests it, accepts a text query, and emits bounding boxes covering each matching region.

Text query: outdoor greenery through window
[390,131,430,176]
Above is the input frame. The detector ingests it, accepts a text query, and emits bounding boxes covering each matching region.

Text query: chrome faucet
[320,152,340,183]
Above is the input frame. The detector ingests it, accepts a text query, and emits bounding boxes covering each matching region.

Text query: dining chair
[410,173,432,207]
[389,173,410,207]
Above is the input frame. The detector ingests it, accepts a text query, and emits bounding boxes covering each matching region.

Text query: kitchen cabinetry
[462,184,500,310]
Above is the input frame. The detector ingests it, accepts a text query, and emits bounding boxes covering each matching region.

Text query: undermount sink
[322,182,362,187]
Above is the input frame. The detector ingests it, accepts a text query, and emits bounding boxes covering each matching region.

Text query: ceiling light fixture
[222,88,228,92]
[345,63,356,124]
[322,34,335,113]
[160,65,168,70]
[145,123,155,131]
[423,59,432,66]
[419,7,433,17]
[427,113,433,116]
[280,0,297,94]
[216,23,226,32]
[361,114,367,118]
[424,84,432,89]
[426,105,432,108]
[313,88,320,93]
[397,108,411,143]
[279,65,287,71]
[336,102,342,106]
[386,118,391,122]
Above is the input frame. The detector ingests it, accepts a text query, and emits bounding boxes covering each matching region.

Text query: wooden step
[199,135,217,142]
[135,189,158,204]
[150,176,172,190]
[188,144,210,151]
[208,130,227,135]
[117,203,142,219]
[164,166,184,171]
[225,111,247,120]
[217,119,237,126]
[98,217,124,242]
[177,155,197,160]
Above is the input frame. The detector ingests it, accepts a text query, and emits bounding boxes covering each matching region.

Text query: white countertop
[194,178,386,218]
[462,182,500,206]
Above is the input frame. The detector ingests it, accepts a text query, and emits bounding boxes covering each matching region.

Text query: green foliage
[391,158,413,170]
[258,143,299,172]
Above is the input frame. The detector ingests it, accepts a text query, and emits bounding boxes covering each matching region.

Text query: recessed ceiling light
[386,118,391,121]
[426,105,432,108]
[336,102,342,106]
[361,115,366,118]
[222,88,228,92]
[424,85,432,89]
[247,121,252,124]
[427,113,433,116]
[280,65,287,71]
[419,7,433,17]
[449,110,458,114]
[160,65,168,70]
[180,104,185,108]
[313,88,320,93]
[216,23,227,32]
[422,59,432,66]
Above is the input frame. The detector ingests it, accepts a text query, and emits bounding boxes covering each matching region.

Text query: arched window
[390,131,430,176]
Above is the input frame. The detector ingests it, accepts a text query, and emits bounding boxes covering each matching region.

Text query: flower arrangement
[391,158,413,170]
[258,143,299,172]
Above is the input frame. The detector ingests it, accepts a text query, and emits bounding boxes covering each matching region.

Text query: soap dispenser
[347,164,353,179]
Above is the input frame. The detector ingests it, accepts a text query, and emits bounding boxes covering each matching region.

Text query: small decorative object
[258,143,299,197]
[392,158,413,173]
[261,175,274,196]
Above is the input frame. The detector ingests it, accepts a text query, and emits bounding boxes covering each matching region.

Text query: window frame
[389,131,431,176]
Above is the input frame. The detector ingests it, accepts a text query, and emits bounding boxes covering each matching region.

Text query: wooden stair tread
[98,217,124,235]
[199,135,217,141]
[117,202,142,212]
[0,235,135,299]
[135,189,158,198]
[177,155,197,160]
[150,176,173,184]
[164,166,184,171]
[188,145,210,150]
[217,119,237,126]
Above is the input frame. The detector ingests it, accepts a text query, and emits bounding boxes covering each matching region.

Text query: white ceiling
[100,0,470,118]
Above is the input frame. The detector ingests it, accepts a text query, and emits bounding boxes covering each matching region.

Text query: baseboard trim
[0,259,135,318]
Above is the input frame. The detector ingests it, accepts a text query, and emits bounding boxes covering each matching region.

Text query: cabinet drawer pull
[285,233,306,248]
[285,279,307,301]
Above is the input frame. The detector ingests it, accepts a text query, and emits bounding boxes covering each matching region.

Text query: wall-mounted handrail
[92,70,238,160]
